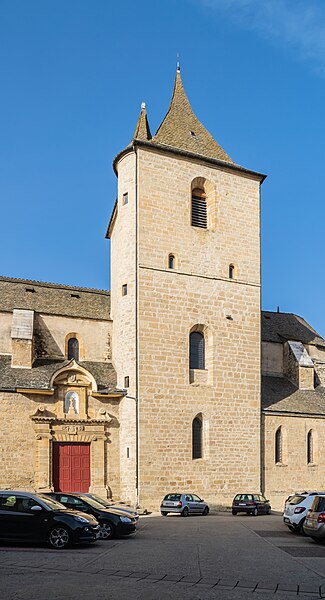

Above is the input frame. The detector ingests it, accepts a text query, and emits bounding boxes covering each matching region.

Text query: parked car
[283,492,325,534]
[0,490,99,549]
[232,494,271,516]
[303,495,325,542]
[45,493,136,539]
[160,493,209,516]
[81,493,139,521]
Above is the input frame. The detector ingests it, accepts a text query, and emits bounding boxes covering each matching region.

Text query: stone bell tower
[107,67,266,510]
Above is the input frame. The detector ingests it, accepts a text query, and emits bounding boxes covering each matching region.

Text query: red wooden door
[53,443,90,492]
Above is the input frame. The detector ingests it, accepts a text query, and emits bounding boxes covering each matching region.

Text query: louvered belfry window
[190,332,205,370]
[191,188,207,229]
[192,416,203,459]
[68,337,79,361]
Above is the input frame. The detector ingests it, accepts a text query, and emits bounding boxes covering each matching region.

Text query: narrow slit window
[229,264,235,279]
[307,430,313,464]
[168,254,175,269]
[275,427,282,463]
[124,376,129,388]
[192,416,203,459]
[122,193,128,205]
[191,188,207,229]
[122,284,128,296]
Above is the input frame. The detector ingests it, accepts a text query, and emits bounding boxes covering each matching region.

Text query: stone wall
[135,147,262,510]
[263,414,325,511]
[110,152,137,504]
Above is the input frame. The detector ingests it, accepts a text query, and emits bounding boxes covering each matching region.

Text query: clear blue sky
[1,0,325,336]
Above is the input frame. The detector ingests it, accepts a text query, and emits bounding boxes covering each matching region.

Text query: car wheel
[48,526,71,549]
[297,518,306,535]
[202,507,209,516]
[161,512,168,516]
[182,507,189,517]
[98,521,115,540]
[252,507,258,517]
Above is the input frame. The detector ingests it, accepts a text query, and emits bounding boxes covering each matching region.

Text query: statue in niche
[64,391,79,416]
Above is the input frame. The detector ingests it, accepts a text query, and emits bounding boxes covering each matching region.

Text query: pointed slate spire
[132,102,152,142]
[151,68,233,164]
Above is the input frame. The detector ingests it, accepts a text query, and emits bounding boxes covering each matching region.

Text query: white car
[283,492,325,533]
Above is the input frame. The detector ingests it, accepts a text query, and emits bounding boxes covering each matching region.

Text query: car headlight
[120,516,132,523]
[74,516,90,523]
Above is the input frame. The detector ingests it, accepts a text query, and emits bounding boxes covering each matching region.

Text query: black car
[0,491,99,549]
[232,493,271,516]
[81,493,139,521]
[46,493,137,539]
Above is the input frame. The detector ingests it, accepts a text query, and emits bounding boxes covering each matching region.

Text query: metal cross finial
[176,53,180,72]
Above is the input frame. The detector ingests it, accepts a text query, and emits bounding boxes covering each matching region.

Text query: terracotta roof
[262,375,325,416]
[150,68,234,164]
[0,276,111,320]
[261,311,325,347]
[0,357,117,391]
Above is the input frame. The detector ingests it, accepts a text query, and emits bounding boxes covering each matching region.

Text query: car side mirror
[200,499,204,502]
[31,505,42,511]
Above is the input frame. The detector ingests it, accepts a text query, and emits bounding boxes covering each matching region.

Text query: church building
[1,68,325,511]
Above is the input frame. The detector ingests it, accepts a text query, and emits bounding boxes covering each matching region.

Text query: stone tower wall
[135,147,261,510]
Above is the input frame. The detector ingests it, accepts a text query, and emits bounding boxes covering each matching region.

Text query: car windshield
[87,494,109,506]
[38,495,67,510]
[288,495,306,505]
[79,495,107,509]
[164,494,181,501]
[234,494,253,501]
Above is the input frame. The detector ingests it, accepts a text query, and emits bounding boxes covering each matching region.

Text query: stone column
[34,423,53,491]
[89,433,107,497]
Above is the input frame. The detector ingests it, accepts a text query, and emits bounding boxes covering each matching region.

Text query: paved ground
[1,512,325,599]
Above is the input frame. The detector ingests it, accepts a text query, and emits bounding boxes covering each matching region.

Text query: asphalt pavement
[1,512,325,599]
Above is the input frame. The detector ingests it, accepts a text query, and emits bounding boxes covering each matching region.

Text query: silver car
[160,493,209,517]
[303,495,325,542]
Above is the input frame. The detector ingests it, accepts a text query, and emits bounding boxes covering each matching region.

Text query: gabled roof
[151,68,233,164]
[261,311,325,348]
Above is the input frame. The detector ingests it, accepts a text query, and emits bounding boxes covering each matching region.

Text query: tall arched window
[192,415,203,459]
[229,264,235,279]
[190,332,205,369]
[191,188,207,229]
[68,337,79,361]
[307,430,314,464]
[275,427,282,463]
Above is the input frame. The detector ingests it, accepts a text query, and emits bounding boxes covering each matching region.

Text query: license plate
[239,503,246,506]
[164,502,175,506]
